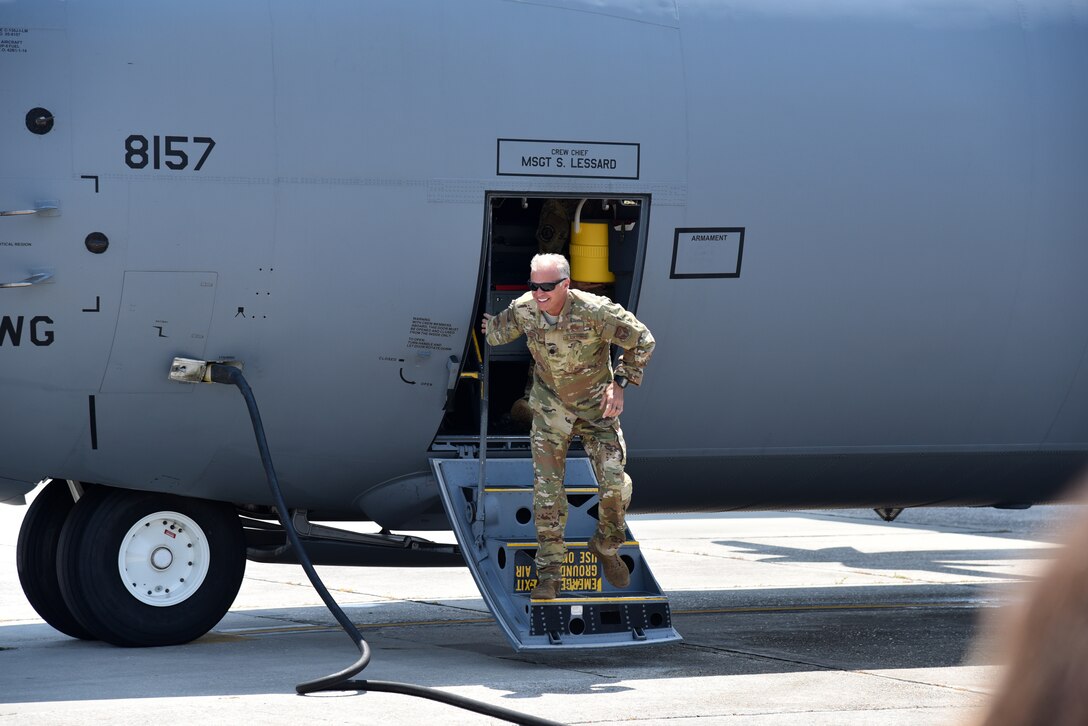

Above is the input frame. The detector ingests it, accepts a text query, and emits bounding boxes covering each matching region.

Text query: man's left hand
[601,381,624,418]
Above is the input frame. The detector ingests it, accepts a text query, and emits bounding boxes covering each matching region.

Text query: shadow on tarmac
[0,582,1002,705]
[711,539,1053,581]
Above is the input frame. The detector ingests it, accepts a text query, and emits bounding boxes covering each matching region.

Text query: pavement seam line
[569,702,981,724]
[679,641,992,697]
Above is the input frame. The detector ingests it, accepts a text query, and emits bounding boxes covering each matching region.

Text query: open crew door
[432,194,649,450]
[431,457,680,650]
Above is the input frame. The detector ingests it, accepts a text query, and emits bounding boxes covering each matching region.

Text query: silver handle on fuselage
[1,202,60,217]
[0,272,54,288]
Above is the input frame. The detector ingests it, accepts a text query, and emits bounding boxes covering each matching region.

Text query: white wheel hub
[118,511,210,607]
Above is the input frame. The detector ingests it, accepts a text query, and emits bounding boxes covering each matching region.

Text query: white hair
[530,253,570,279]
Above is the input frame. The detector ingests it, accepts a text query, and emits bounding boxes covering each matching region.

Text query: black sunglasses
[527,278,567,292]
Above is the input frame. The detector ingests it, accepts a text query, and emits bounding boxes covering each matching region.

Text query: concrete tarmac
[1,496,1083,725]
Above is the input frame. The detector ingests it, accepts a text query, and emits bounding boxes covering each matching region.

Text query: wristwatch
[613,375,628,389]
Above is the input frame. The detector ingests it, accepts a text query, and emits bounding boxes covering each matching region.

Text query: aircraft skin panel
[501,0,680,28]
[0,0,1086,514]
[1043,341,1088,445]
[66,0,278,180]
[626,448,1088,512]
[655,0,1088,451]
[262,1,688,182]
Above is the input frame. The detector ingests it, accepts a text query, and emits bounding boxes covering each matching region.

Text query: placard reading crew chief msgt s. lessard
[497,139,640,179]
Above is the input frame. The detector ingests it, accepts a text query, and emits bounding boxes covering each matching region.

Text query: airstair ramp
[431,457,681,651]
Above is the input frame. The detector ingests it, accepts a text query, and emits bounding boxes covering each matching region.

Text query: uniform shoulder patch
[614,325,631,342]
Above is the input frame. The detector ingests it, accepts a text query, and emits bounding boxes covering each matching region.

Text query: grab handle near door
[0,271,54,288]
[0,201,60,217]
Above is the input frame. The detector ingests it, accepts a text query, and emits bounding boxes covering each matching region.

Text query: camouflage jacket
[486,289,655,409]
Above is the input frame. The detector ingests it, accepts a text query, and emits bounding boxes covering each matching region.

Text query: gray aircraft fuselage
[2,0,1087,524]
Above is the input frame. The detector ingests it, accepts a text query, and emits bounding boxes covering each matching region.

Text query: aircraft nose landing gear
[16,479,96,640]
[55,488,246,647]
[18,481,245,647]
[119,511,211,606]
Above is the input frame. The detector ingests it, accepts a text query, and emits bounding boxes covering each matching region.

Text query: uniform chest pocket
[527,329,558,357]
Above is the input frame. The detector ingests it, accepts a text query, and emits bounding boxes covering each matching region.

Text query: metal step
[431,457,681,650]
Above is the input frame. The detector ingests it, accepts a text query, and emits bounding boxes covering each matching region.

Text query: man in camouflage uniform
[481,253,655,599]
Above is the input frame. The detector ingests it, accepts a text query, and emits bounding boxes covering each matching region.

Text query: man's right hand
[480,312,492,337]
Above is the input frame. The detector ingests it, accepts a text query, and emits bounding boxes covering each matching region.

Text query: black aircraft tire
[57,489,246,647]
[15,479,98,640]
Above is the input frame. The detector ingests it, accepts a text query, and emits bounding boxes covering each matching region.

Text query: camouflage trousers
[530,383,633,582]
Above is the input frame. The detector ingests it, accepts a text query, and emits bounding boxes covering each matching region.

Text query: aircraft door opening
[432,194,650,451]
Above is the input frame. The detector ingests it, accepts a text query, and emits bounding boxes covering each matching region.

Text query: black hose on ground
[210,364,564,726]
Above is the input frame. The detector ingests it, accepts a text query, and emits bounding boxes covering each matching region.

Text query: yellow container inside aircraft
[570,222,615,283]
